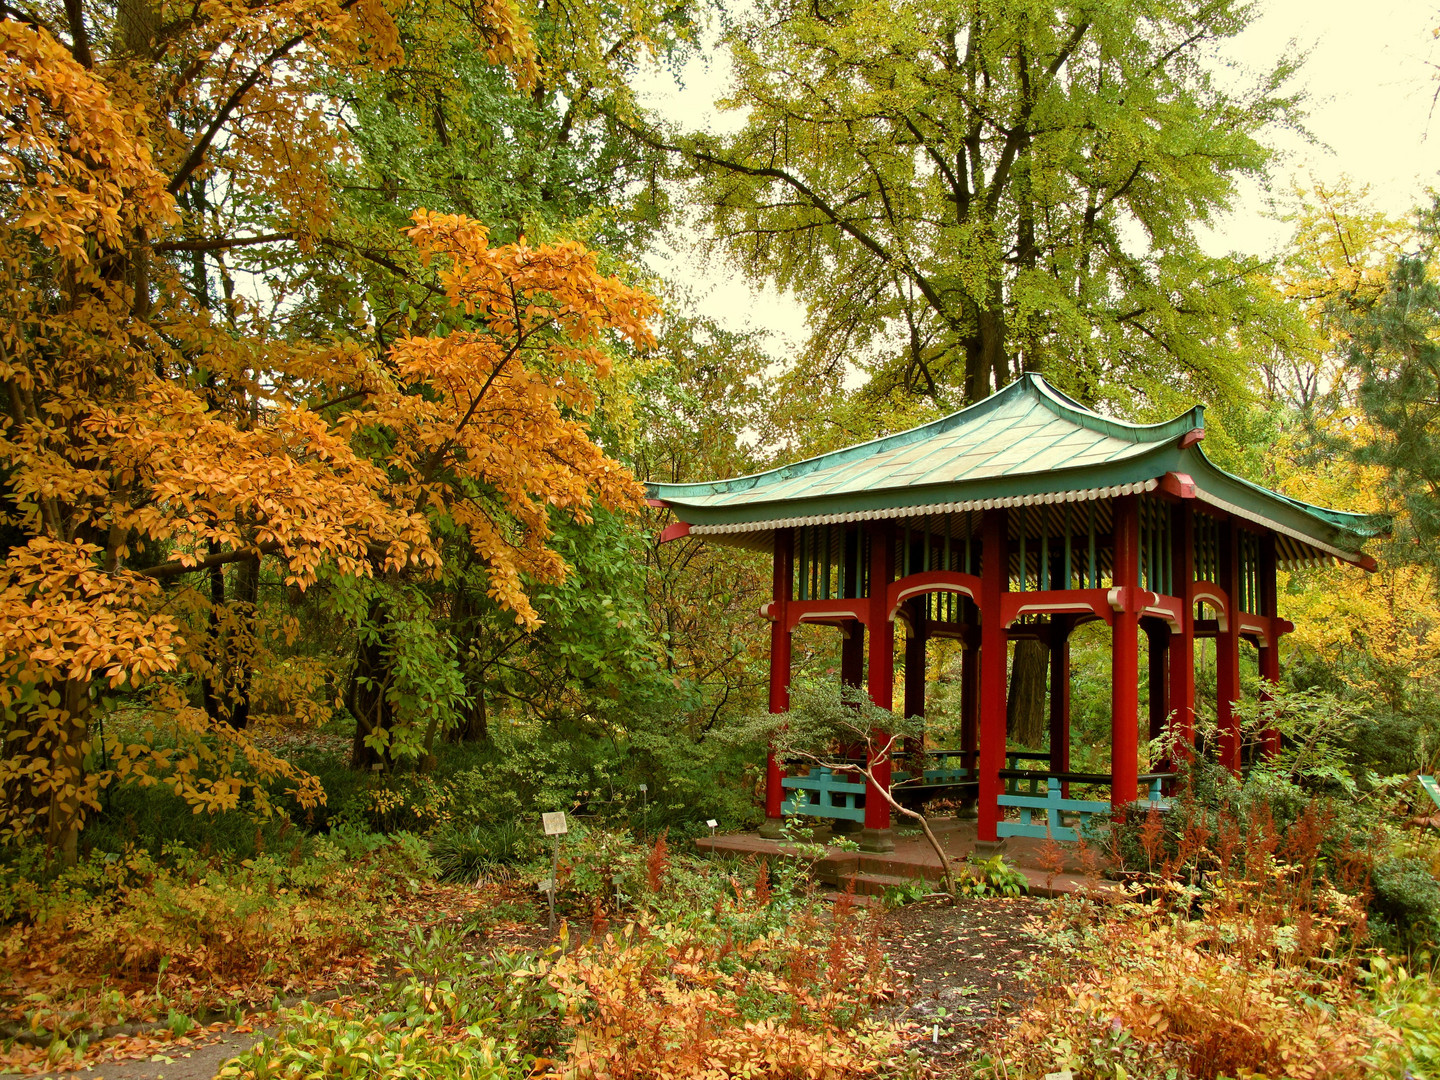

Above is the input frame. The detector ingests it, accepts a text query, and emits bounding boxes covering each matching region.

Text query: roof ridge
[652,374,1202,498]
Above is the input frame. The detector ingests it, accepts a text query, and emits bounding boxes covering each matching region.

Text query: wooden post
[904,599,927,721]
[1146,621,1170,743]
[1217,518,1243,773]
[841,620,865,689]
[862,522,895,850]
[1258,533,1281,758]
[978,509,1009,843]
[1111,496,1141,818]
[1170,505,1196,759]
[762,529,793,836]
[960,633,979,811]
[1049,615,1072,798]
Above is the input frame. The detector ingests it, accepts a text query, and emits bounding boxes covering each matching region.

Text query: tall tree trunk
[447,681,488,743]
[1007,637,1047,747]
[201,557,225,722]
[46,679,91,867]
[227,554,259,729]
[348,601,393,769]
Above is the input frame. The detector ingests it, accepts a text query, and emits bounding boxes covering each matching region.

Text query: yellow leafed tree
[0,0,654,861]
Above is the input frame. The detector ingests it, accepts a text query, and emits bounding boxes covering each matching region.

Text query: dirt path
[880,896,1061,1073]
[29,1026,268,1080]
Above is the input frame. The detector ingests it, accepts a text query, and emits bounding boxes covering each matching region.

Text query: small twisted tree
[737,684,959,901]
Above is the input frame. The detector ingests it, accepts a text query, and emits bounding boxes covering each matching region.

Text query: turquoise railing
[998,776,1168,842]
[780,767,866,822]
[892,748,973,786]
[779,750,1169,839]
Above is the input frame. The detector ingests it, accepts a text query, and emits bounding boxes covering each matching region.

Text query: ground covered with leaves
[7,816,1440,1080]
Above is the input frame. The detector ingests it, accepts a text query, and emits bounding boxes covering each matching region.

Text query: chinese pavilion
[647,375,1384,852]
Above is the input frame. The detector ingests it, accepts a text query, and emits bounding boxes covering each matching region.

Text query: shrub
[429,821,542,882]
[1370,856,1440,956]
[980,895,1396,1080]
[223,929,553,1080]
[0,829,435,1036]
[549,913,898,1080]
[77,782,298,861]
[958,855,1029,898]
[220,1000,515,1080]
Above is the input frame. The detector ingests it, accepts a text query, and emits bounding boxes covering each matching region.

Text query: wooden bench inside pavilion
[649,375,1384,854]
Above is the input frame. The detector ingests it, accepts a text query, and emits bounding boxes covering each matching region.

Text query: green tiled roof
[647,374,1387,565]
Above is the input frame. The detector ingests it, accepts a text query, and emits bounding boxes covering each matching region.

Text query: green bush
[77,782,298,861]
[221,1001,515,1080]
[429,821,542,882]
[1,830,434,988]
[1370,857,1440,955]
[223,927,557,1080]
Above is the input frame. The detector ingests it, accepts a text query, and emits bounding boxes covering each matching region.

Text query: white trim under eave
[685,480,1158,534]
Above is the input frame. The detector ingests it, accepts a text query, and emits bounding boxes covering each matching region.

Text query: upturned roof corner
[647,374,1386,569]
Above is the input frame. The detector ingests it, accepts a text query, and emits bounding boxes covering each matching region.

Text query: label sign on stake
[541,813,567,933]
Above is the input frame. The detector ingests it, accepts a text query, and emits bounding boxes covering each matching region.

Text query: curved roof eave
[659,438,1190,525]
[646,373,1389,567]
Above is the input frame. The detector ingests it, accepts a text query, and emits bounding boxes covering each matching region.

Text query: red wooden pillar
[1111,496,1141,817]
[1049,616,1072,797]
[1146,622,1170,742]
[862,522,895,848]
[1257,533,1281,758]
[960,638,979,775]
[977,509,1009,843]
[1170,505,1196,760]
[903,599,926,721]
[1217,518,1243,773]
[764,528,794,831]
[841,621,865,690]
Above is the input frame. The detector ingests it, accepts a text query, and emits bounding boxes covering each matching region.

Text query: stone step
[835,870,947,898]
[854,853,952,882]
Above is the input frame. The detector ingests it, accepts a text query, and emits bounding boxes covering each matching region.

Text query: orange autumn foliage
[0,0,653,857]
[361,210,656,626]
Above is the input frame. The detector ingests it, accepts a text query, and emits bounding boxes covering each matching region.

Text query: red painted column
[960,636,979,772]
[863,522,895,843]
[840,620,865,691]
[903,599,927,721]
[1258,533,1281,759]
[1170,505,1196,760]
[977,509,1009,843]
[1217,519,1243,773]
[960,632,979,810]
[765,529,794,825]
[1048,616,1072,797]
[1111,496,1141,817]
[1146,622,1170,742]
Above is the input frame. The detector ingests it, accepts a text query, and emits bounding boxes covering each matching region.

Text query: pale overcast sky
[634,0,1440,355]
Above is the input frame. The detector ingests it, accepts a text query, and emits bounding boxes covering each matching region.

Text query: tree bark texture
[348,601,394,770]
[1007,637,1048,748]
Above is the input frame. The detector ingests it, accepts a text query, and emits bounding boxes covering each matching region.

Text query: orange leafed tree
[0,0,655,860]
[366,210,656,628]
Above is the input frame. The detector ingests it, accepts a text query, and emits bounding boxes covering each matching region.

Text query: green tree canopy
[652,0,1308,414]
